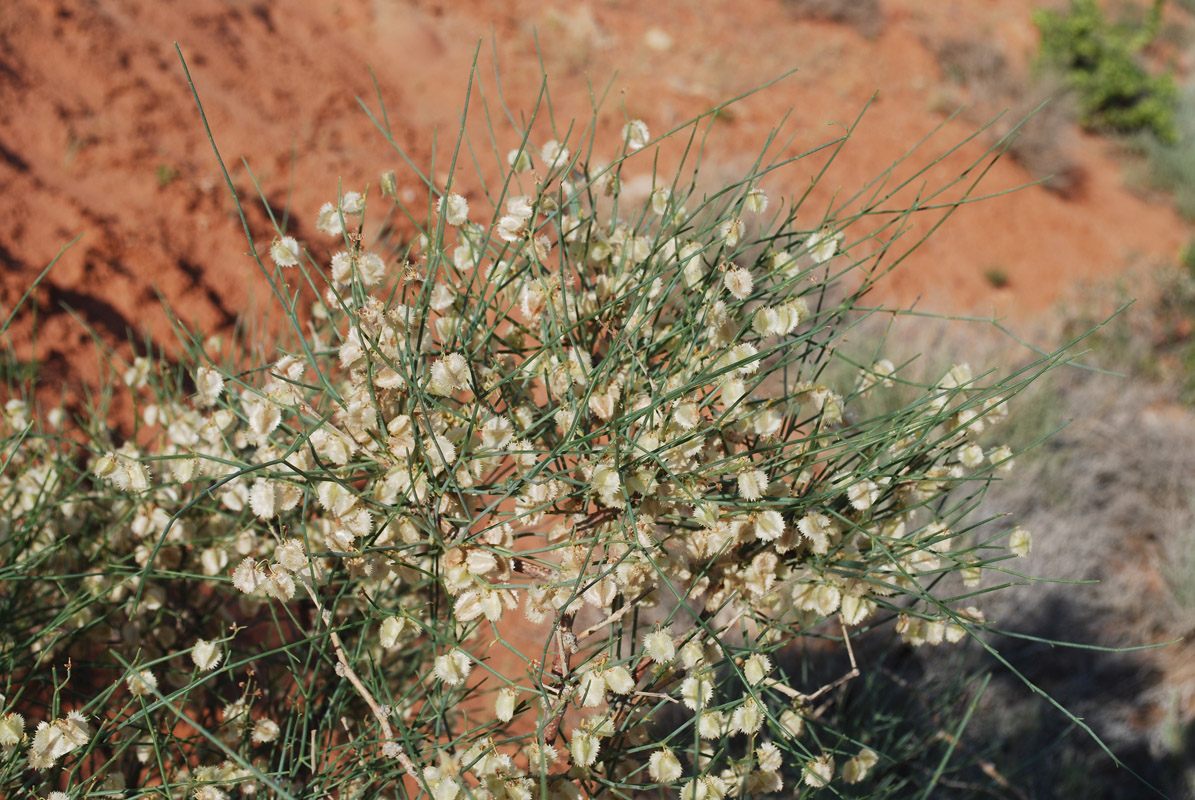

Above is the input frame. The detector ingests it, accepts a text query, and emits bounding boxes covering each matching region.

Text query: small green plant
[1182,237,1195,274]
[983,265,1011,289]
[155,163,180,188]
[1034,0,1177,142]
[0,51,1129,800]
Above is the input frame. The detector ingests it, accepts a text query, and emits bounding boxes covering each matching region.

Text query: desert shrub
[785,0,884,39]
[0,56,1116,799]
[1034,0,1178,142]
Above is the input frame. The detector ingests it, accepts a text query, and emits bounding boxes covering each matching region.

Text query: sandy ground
[1,0,1189,401]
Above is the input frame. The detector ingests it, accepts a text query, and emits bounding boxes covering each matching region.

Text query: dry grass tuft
[786,0,885,39]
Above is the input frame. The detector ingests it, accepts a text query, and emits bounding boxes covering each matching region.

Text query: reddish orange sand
[0,0,1188,406]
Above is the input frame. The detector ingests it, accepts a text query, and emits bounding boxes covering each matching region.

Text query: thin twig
[543,612,577,744]
[765,615,861,704]
[576,591,651,641]
[300,579,420,776]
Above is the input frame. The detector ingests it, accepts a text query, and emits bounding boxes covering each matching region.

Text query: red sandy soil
[1,0,1190,404]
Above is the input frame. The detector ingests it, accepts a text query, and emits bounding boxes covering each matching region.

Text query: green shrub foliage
[1034,0,1177,142]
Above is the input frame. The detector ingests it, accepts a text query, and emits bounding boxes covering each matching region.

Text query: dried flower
[778,708,804,738]
[126,669,158,697]
[681,672,714,710]
[724,266,754,300]
[496,687,518,723]
[603,664,635,695]
[718,217,745,248]
[269,236,301,268]
[731,697,763,734]
[803,754,834,788]
[194,366,225,409]
[650,186,671,215]
[797,513,837,554]
[379,616,406,649]
[232,557,266,595]
[807,229,841,263]
[622,119,650,151]
[192,639,223,671]
[340,191,365,214]
[959,443,986,469]
[28,711,91,771]
[577,669,606,708]
[738,468,768,501]
[743,653,771,685]
[434,649,472,686]
[1009,526,1032,557]
[507,148,532,172]
[648,747,682,782]
[438,193,469,227]
[570,730,599,768]
[744,186,768,214]
[756,741,782,773]
[273,539,308,573]
[0,712,24,747]
[843,748,878,783]
[848,479,879,511]
[541,140,569,171]
[251,718,280,744]
[643,627,676,664]
[316,202,344,236]
[357,251,387,286]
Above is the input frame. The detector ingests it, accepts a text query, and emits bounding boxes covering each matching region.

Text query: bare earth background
[4,0,1195,795]
[1,0,1189,392]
